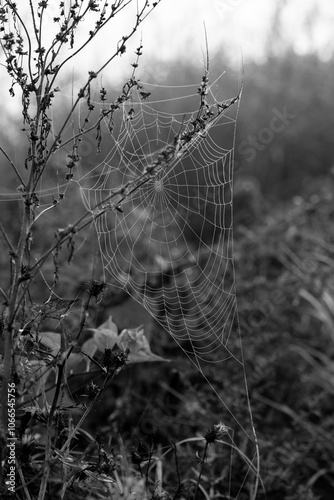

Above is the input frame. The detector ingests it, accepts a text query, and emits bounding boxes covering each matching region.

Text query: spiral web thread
[77,71,259,494]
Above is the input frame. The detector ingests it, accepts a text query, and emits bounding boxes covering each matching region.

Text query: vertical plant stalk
[36,291,92,500]
[0,183,35,481]
[193,441,209,500]
[59,362,123,454]
[38,353,127,498]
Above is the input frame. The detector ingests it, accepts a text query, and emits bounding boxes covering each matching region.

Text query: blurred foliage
[235,51,334,199]
[103,175,334,499]
[234,176,334,498]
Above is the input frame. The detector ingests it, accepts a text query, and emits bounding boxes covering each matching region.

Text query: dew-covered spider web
[76,69,260,496]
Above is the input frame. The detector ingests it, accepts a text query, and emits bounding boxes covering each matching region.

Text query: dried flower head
[151,491,172,500]
[82,380,100,400]
[203,422,229,444]
[102,348,129,373]
[80,279,108,300]
[96,445,115,476]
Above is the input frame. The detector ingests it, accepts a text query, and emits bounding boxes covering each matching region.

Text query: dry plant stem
[146,445,154,484]
[37,291,119,498]
[37,293,92,499]
[0,0,52,463]
[0,146,25,186]
[159,437,263,496]
[32,0,157,191]
[193,441,209,500]
[0,181,34,480]
[59,368,119,454]
[238,330,260,500]
[17,460,33,500]
[0,221,15,257]
[155,446,163,494]
[251,430,260,500]
[0,286,9,303]
[37,364,66,500]
[171,442,184,500]
[0,16,153,448]
[0,0,157,331]
[45,1,134,82]
[0,0,163,490]
[9,1,34,83]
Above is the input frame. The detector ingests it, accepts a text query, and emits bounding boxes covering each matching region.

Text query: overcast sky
[0,1,333,118]
[1,1,332,84]
[144,0,334,63]
[66,0,333,93]
[81,0,333,82]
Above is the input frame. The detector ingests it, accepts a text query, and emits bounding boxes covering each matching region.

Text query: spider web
[76,71,259,495]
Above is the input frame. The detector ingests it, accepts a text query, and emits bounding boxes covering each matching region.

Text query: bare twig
[3,1,34,84]
[33,1,159,191]
[0,285,9,303]
[0,221,16,256]
[0,146,25,187]
[17,460,33,500]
